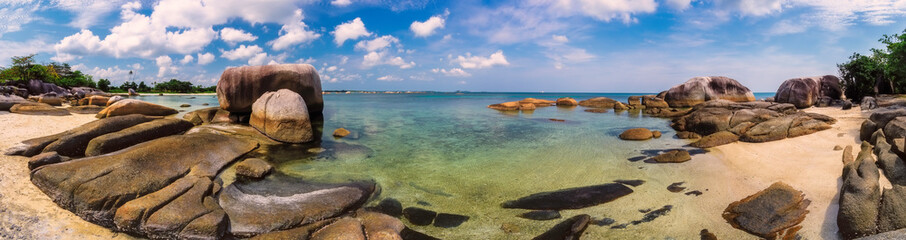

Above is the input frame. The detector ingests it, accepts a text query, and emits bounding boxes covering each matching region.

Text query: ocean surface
[137,92,776,239]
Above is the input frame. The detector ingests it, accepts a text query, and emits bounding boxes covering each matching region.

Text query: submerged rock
[614,179,645,187]
[723,182,810,239]
[663,76,756,108]
[556,97,578,106]
[333,128,351,138]
[217,64,323,114]
[502,183,633,210]
[433,213,470,228]
[234,158,273,179]
[403,207,437,226]
[619,128,654,141]
[532,214,590,240]
[368,198,403,218]
[519,210,562,221]
[651,150,692,163]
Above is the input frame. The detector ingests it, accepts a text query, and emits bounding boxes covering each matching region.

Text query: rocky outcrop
[234,158,273,179]
[96,99,178,118]
[579,97,619,108]
[30,133,258,236]
[556,97,578,106]
[38,95,63,106]
[249,89,313,143]
[10,102,70,116]
[862,97,878,111]
[775,75,843,108]
[80,96,110,106]
[671,100,834,144]
[27,79,68,96]
[216,64,323,115]
[84,118,195,157]
[839,142,881,239]
[0,95,29,111]
[619,128,654,141]
[183,107,224,126]
[219,173,375,237]
[502,183,634,210]
[663,76,756,108]
[723,182,810,239]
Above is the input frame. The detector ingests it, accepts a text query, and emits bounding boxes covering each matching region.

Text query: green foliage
[839,28,906,101]
[97,79,111,91]
[120,81,138,90]
[154,79,193,92]
[839,53,885,102]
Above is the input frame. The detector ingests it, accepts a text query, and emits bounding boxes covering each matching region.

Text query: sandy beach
[0,104,867,239]
[0,111,132,240]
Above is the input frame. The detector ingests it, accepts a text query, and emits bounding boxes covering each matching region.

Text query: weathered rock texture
[663,76,756,108]
[723,182,810,239]
[96,99,178,118]
[216,64,323,115]
[249,89,313,143]
[671,100,834,147]
[775,75,843,108]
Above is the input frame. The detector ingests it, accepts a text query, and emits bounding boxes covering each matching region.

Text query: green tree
[839,53,886,102]
[10,54,36,81]
[97,79,111,91]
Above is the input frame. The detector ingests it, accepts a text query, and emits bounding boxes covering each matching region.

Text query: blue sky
[1,0,906,92]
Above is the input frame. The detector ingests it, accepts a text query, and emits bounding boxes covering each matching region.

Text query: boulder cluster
[774,75,844,108]
[3,64,428,239]
[839,107,906,239]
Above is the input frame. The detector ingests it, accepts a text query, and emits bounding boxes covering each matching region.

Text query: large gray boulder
[839,142,881,239]
[775,75,843,108]
[27,79,68,96]
[249,89,313,143]
[216,64,323,115]
[671,100,834,143]
[0,94,28,111]
[663,76,756,108]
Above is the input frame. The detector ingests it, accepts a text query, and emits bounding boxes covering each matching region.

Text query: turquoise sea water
[138,92,776,239]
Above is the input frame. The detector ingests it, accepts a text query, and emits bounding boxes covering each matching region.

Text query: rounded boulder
[216,64,323,115]
[663,76,756,108]
[250,89,314,143]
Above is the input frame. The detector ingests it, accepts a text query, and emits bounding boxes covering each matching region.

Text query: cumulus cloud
[220,27,257,44]
[432,68,471,77]
[377,75,403,81]
[72,64,134,84]
[0,39,52,65]
[180,55,194,64]
[197,52,215,65]
[410,12,447,37]
[53,0,310,60]
[452,50,509,69]
[362,51,415,69]
[221,45,264,60]
[354,35,399,52]
[270,9,321,50]
[331,0,352,7]
[53,0,130,28]
[332,17,371,46]
[156,55,177,77]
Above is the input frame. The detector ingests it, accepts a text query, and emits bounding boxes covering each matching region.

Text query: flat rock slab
[219,173,375,237]
[84,118,194,157]
[502,183,633,210]
[30,133,257,229]
[532,214,591,240]
[68,105,106,114]
[234,158,273,179]
[10,102,70,116]
[723,182,810,239]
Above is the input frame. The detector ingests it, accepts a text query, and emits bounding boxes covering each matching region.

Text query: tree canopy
[839,28,906,101]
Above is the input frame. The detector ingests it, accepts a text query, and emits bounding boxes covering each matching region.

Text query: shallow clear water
[137,92,777,239]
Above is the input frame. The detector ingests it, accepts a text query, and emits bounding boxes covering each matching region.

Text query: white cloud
[552,35,569,43]
[362,51,415,69]
[0,39,52,65]
[197,52,215,65]
[713,0,782,17]
[543,0,658,23]
[156,55,177,77]
[339,56,349,65]
[331,0,352,7]
[453,50,509,69]
[53,0,311,60]
[179,55,194,64]
[220,27,257,44]
[410,13,446,37]
[221,45,264,60]
[432,68,471,77]
[332,17,371,46]
[52,0,130,28]
[72,64,134,84]
[249,53,268,66]
[665,0,692,11]
[377,75,403,81]
[0,3,37,37]
[354,35,399,52]
[270,9,321,50]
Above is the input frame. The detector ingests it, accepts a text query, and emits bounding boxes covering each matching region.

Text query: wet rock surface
[519,210,562,221]
[502,183,634,210]
[234,158,273,179]
[723,182,810,239]
[532,214,590,240]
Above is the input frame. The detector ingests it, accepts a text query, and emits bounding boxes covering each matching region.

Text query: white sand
[0,111,134,239]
